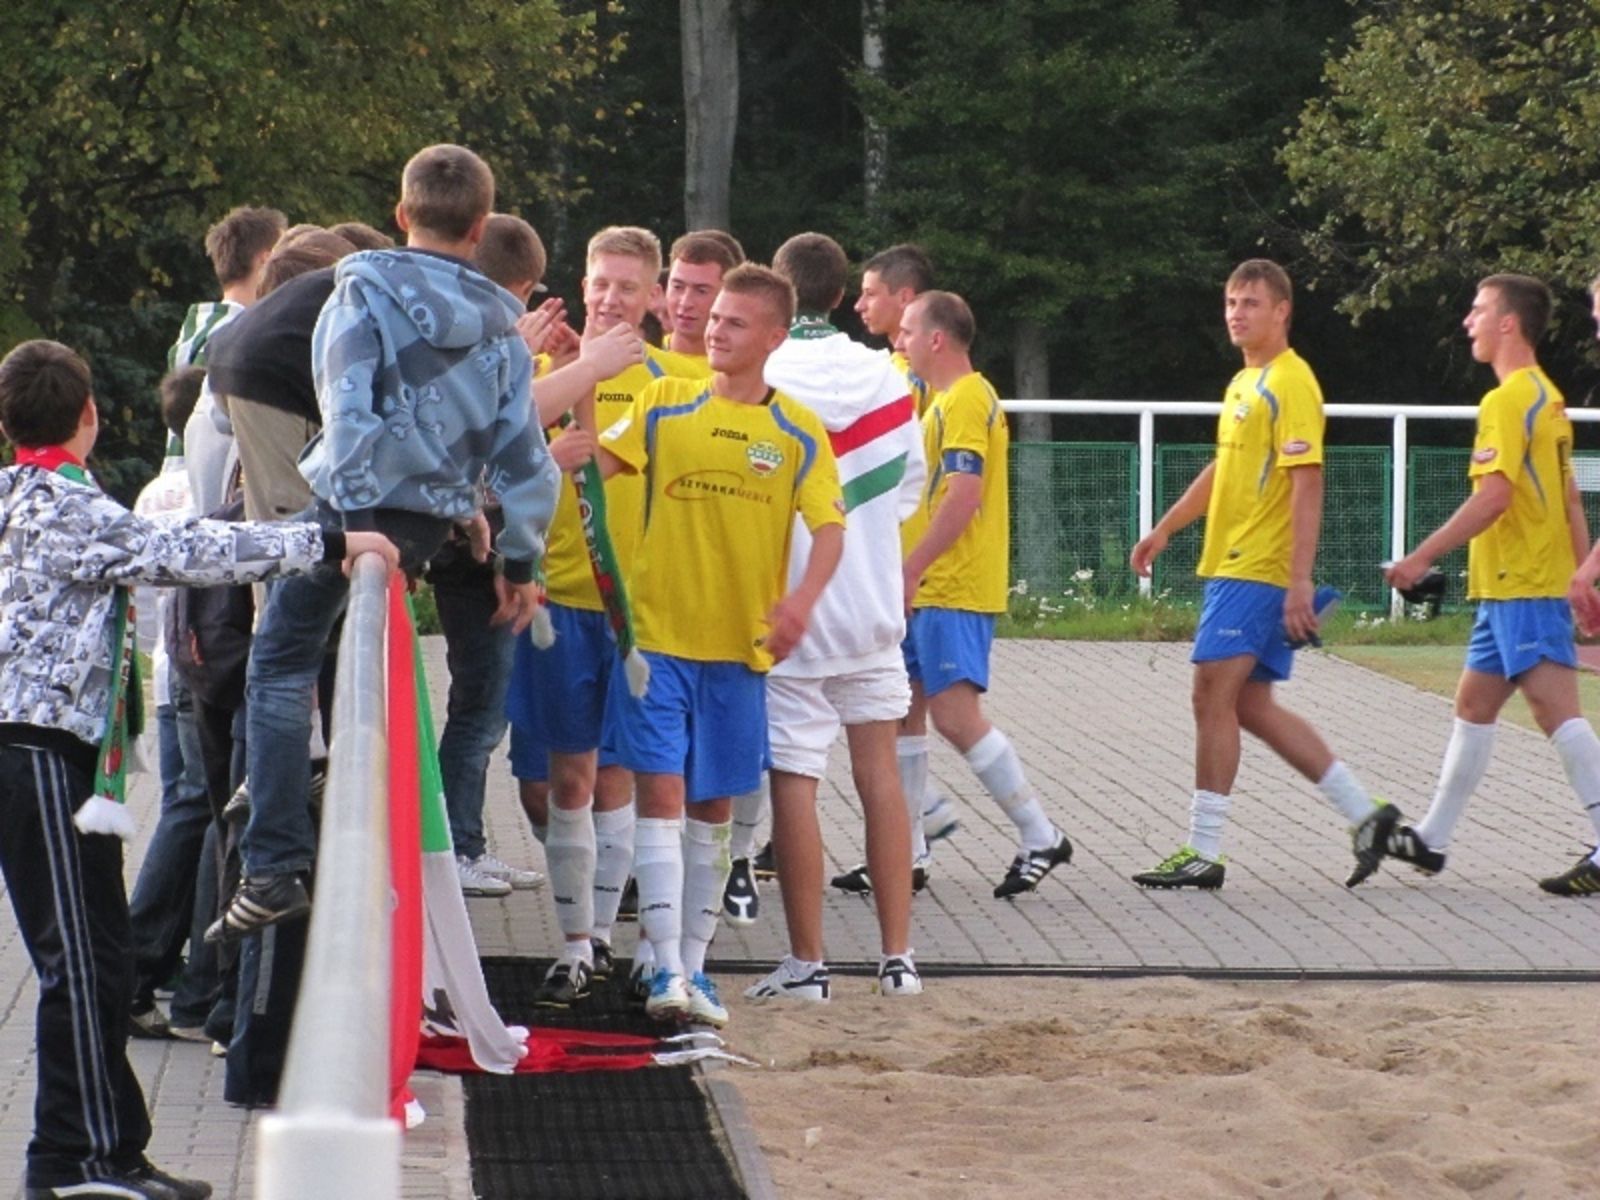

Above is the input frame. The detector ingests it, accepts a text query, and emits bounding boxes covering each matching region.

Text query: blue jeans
[433,575,515,860]
[129,678,211,1004]
[242,503,447,877]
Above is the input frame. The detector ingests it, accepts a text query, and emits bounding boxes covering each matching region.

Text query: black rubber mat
[460,956,749,1200]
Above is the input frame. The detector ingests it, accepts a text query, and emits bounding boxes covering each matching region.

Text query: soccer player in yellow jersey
[598,265,845,1024]
[502,225,710,1006]
[1386,273,1600,896]
[1130,260,1386,890]
[850,244,970,870]
[664,230,744,367]
[895,291,1074,899]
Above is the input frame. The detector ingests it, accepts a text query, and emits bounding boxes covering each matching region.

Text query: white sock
[964,728,1056,851]
[681,818,732,978]
[545,802,596,940]
[898,736,931,862]
[1188,790,1230,860]
[591,805,636,944]
[730,777,767,862]
[562,938,594,967]
[633,817,685,977]
[1414,718,1496,851]
[1550,718,1600,845]
[1318,760,1377,825]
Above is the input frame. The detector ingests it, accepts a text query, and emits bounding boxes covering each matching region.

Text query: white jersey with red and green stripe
[763,324,927,677]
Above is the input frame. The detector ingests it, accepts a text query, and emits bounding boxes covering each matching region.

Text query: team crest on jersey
[1233,400,1251,423]
[1473,446,1498,464]
[747,440,783,477]
[1282,439,1311,456]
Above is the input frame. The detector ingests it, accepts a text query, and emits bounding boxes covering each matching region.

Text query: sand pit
[725,975,1598,1199]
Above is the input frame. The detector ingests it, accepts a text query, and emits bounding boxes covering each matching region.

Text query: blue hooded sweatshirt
[300,248,558,581]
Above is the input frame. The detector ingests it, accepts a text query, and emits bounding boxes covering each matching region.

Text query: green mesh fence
[1009,442,1392,609]
[1008,442,1138,599]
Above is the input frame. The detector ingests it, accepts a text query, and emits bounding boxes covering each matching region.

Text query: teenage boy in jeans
[212,144,565,942]
[0,338,396,1200]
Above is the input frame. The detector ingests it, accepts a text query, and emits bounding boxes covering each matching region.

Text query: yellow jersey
[664,335,710,375]
[891,351,936,416]
[1467,366,1575,600]
[912,372,1010,613]
[1198,349,1325,587]
[600,377,845,670]
[541,345,710,609]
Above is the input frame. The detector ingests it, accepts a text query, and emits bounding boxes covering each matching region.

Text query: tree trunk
[862,0,888,214]
[681,0,739,230]
[1012,319,1058,593]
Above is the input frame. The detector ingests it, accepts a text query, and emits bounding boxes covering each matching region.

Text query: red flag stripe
[828,393,915,457]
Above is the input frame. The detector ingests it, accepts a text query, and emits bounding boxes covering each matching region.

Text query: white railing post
[1390,413,1409,619]
[257,553,399,1200]
[1137,407,1155,597]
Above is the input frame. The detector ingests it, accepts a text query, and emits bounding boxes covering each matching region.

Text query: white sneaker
[456,854,512,897]
[922,793,960,843]
[744,956,831,1003]
[686,972,730,1027]
[645,969,691,1021]
[472,851,545,890]
[875,953,922,997]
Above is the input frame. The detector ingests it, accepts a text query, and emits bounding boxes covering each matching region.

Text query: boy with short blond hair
[216,143,562,942]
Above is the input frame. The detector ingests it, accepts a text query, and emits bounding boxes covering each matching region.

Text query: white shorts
[766,662,912,779]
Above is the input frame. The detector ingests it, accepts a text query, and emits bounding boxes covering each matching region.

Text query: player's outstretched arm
[1283,464,1324,643]
[765,522,844,663]
[1385,472,1511,592]
[532,324,645,425]
[1130,460,1216,577]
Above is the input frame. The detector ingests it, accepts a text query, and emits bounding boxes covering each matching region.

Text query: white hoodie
[765,330,926,678]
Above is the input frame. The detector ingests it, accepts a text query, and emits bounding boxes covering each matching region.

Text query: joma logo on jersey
[747,440,783,477]
[711,427,749,442]
[596,391,632,405]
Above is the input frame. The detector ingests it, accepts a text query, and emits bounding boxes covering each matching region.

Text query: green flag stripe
[407,594,454,854]
[840,452,908,513]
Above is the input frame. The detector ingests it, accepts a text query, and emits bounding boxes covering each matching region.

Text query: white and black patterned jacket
[0,465,333,748]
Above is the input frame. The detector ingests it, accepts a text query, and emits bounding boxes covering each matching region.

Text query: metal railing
[256,553,400,1200]
[1004,400,1600,615]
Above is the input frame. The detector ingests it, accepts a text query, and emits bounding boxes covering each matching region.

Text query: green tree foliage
[0,0,612,496]
[854,0,1225,383]
[1283,1,1600,320]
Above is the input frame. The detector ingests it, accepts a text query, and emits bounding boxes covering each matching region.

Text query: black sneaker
[1384,824,1446,875]
[1132,845,1225,890]
[831,863,872,894]
[751,840,777,880]
[534,957,594,1007]
[722,856,759,926]
[203,873,310,945]
[1346,801,1402,888]
[994,831,1074,899]
[220,780,250,825]
[616,876,639,922]
[27,1162,214,1198]
[1537,850,1600,896]
[590,938,615,980]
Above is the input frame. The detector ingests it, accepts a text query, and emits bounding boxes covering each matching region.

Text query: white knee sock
[681,818,732,978]
[633,817,685,977]
[545,802,596,942]
[964,728,1056,850]
[1318,760,1377,825]
[1550,718,1600,845]
[1414,718,1496,850]
[1188,790,1230,860]
[898,736,930,862]
[730,777,767,862]
[590,804,635,945]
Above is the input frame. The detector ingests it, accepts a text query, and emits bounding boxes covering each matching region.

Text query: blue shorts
[504,603,621,782]
[604,651,768,803]
[1464,598,1576,680]
[1191,578,1294,683]
[903,609,996,697]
